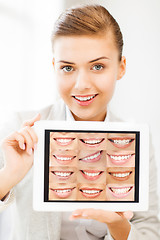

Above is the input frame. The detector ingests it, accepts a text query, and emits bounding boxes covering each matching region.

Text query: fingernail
[28,148,32,155]
[34,144,37,150]
[73,213,80,216]
[82,214,88,217]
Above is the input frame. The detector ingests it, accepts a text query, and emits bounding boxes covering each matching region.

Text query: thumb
[22,113,41,127]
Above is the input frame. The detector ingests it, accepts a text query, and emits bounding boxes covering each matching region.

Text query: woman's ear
[117,56,126,80]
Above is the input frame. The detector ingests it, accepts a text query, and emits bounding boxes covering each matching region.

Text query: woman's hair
[51,4,123,60]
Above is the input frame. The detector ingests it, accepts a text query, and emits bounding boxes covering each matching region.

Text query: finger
[19,128,35,155]
[1,131,25,150]
[70,208,106,222]
[23,126,38,146]
[22,113,41,128]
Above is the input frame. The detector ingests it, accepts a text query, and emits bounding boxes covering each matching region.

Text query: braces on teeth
[110,154,132,161]
[53,189,72,193]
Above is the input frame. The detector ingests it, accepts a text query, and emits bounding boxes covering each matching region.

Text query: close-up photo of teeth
[50,132,78,150]
[50,149,78,166]
[77,183,106,200]
[49,166,77,183]
[78,150,107,167]
[49,183,77,200]
[107,151,135,167]
[107,167,135,183]
[77,167,106,183]
[107,133,135,151]
[106,184,135,201]
[78,133,107,150]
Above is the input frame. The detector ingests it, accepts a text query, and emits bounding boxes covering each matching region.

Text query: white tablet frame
[33,121,149,212]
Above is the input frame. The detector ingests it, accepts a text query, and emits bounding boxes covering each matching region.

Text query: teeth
[54,171,72,177]
[113,139,130,145]
[112,172,130,177]
[81,189,100,194]
[81,151,101,161]
[110,187,132,194]
[55,155,73,161]
[110,154,131,161]
[83,139,102,144]
[56,138,72,143]
[74,95,96,101]
[54,189,72,193]
[83,171,100,177]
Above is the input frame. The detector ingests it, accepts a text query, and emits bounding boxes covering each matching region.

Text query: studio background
[0,0,160,239]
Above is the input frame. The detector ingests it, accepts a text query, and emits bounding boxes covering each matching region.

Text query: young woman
[0,4,159,240]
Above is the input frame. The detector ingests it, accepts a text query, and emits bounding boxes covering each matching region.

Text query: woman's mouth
[72,94,98,106]
[50,187,75,198]
[79,151,103,163]
[108,171,132,181]
[53,138,75,146]
[79,187,103,198]
[108,138,135,148]
[80,170,104,181]
[53,154,76,165]
[52,170,74,180]
[80,138,105,147]
[107,185,134,199]
[107,153,134,165]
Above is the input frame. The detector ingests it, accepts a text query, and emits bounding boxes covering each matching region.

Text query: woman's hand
[70,208,133,240]
[0,114,40,199]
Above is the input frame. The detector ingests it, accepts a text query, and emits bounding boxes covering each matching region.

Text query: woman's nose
[74,70,92,90]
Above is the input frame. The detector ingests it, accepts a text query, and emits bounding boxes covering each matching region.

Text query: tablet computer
[33,121,149,212]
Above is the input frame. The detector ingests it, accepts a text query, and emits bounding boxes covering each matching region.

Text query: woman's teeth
[53,188,72,193]
[80,151,101,161]
[110,154,132,161]
[81,189,101,194]
[110,187,132,194]
[74,95,96,101]
[53,171,72,177]
[82,139,103,144]
[54,155,73,161]
[55,138,73,144]
[82,171,101,177]
[111,172,131,178]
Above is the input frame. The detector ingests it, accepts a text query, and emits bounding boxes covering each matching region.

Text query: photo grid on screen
[44,131,139,203]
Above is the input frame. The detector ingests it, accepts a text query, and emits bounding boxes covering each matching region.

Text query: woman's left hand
[70,209,133,240]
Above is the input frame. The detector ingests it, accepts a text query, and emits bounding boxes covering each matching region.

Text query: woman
[0,4,159,240]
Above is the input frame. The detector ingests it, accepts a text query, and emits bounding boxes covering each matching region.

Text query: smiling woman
[0,3,160,240]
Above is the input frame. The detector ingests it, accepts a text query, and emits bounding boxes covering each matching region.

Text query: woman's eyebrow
[89,56,110,63]
[58,60,75,64]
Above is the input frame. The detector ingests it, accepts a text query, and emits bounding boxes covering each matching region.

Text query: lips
[72,94,98,106]
[53,154,76,165]
[80,170,103,180]
[50,187,75,198]
[79,187,103,198]
[79,151,103,163]
[80,138,105,148]
[107,185,134,199]
[107,153,134,165]
[108,138,135,148]
[53,138,75,146]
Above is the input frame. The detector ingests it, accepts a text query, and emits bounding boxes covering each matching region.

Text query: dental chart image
[47,131,137,202]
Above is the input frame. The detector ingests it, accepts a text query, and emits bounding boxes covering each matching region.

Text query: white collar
[66,105,110,122]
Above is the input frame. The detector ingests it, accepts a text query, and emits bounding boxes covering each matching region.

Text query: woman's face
[53,33,126,121]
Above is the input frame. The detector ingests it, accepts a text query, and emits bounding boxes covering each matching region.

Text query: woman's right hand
[0,114,41,199]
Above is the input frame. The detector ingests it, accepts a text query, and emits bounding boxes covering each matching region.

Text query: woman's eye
[62,66,73,72]
[92,64,104,71]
